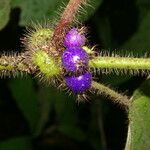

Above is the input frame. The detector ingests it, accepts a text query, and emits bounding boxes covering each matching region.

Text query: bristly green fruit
[28,28,53,49]
[32,50,60,77]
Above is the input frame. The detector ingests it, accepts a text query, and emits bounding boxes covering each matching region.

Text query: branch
[0,52,33,75]
[52,0,86,52]
[1,46,150,78]
[92,81,130,108]
[89,56,150,70]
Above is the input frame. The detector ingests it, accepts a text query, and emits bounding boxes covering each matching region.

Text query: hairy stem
[92,81,130,108]
[1,47,150,79]
[0,50,61,78]
[0,53,34,75]
[89,56,150,70]
[52,0,86,51]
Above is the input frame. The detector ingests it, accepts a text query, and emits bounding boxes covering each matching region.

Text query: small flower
[64,28,86,47]
[65,71,92,93]
[61,47,89,73]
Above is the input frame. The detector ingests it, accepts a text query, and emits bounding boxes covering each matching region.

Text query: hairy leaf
[9,76,40,135]
[125,78,150,150]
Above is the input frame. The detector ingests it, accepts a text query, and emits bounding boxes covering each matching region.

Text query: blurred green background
[0,0,149,150]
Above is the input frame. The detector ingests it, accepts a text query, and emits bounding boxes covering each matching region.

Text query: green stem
[0,50,61,78]
[89,56,150,70]
[0,53,32,74]
[92,81,130,108]
[52,0,86,51]
[0,63,28,72]
[1,47,150,78]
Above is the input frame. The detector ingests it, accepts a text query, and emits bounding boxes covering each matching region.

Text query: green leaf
[101,74,131,87]
[11,0,65,25]
[125,78,150,150]
[59,125,86,141]
[9,76,40,135]
[11,0,102,26]
[0,137,33,150]
[34,86,53,136]
[97,17,112,48]
[136,0,150,5]
[53,90,86,141]
[122,11,150,55]
[136,0,150,19]
[88,103,104,150]
[0,0,11,30]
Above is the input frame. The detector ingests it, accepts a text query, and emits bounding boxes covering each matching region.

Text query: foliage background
[0,0,149,150]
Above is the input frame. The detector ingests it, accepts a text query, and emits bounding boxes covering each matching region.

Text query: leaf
[0,137,33,150]
[96,16,112,48]
[53,89,86,141]
[101,74,131,87]
[34,86,53,136]
[9,76,40,135]
[59,125,86,141]
[136,0,150,5]
[136,0,150,13]
[88,103,104,150]
[125,78,150,150]
[0,0,11,30]
[135,0,150,42]
[11,0,65,25]
[11,0,102,26]
[122,11,150,55]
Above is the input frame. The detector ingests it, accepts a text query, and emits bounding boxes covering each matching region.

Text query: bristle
[52,0,88,52]
[90,49,150,76]
[0,52,31,78]
[33,59,63,89]
[23,20,55,53]
[91,82,129,109]
[76,93,90,103]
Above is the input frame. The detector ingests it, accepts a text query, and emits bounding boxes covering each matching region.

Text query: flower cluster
[61,28,92,94]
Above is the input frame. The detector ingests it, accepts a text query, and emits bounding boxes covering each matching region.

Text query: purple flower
[62,47,89,73]
[65,72,92,93]
[64,28,86,47]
